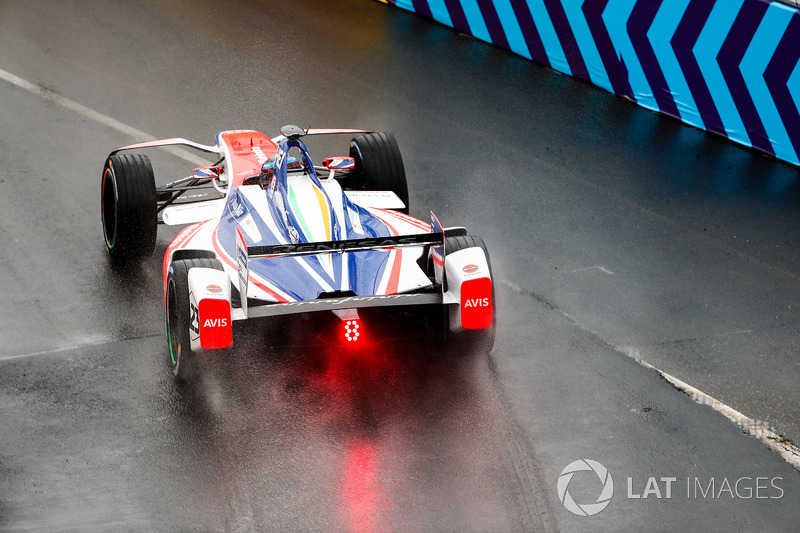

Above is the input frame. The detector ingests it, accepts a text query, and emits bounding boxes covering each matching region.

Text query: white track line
[0,67,206,165]
[0,68,198,364]
[621,347,800,471]
[501,280,800,471]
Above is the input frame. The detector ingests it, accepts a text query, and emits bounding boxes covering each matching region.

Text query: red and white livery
[100,125,495,380]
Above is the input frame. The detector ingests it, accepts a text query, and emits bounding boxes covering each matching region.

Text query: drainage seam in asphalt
[0,333,162,362]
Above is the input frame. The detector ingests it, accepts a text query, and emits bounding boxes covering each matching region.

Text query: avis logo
[203,318,228,328]
[464,298,490,308]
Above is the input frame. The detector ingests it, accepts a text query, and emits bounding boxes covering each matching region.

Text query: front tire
[349,132,409,214]
[166,258,224,382]
[101,154,157,264]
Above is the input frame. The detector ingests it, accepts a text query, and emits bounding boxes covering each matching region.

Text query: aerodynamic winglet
[109,137,221,156]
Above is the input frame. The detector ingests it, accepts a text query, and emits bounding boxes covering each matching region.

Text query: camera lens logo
[557,459,614,516]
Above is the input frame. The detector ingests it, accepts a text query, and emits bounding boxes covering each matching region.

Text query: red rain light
[344,319,361,342]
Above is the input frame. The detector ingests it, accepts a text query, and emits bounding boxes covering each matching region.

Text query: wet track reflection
[161,316,549,531]
[3,0,800,529]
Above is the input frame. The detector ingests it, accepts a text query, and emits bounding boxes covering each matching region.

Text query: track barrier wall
[381,0,800,166]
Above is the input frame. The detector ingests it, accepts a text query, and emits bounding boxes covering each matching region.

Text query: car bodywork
[103,126,494,369]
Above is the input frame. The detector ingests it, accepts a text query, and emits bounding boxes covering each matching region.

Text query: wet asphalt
[1,0,799,531]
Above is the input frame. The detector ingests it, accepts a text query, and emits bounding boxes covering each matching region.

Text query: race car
[100,125,495,380]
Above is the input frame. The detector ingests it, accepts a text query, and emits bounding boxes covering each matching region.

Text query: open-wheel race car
[100,126,495,380]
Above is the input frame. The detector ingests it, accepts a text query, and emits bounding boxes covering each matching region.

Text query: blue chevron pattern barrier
[383,0,800,166]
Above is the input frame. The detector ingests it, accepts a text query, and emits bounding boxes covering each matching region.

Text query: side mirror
[258,157,278,190]
[192,166,222,180]
[322,156,356,170]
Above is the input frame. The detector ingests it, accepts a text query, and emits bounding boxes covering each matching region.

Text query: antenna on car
[280,124,306,140]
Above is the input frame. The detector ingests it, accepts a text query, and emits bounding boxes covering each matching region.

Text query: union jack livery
[100,125,495,381]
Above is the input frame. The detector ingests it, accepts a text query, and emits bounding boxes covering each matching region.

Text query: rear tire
[349,132,409,214]
[101,154,157,264]
[166,258,224,382]
[440,235,496,356]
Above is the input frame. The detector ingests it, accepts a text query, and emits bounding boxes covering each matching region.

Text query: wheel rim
[101,166,118,250]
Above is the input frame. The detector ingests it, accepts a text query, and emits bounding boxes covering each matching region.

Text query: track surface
[1,1,799,530]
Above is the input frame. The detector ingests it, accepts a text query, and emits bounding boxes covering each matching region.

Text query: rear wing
[247,233,443,259]
[234,226,444,320]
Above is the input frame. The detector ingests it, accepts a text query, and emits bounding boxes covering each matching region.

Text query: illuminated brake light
[344,319,361,342]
